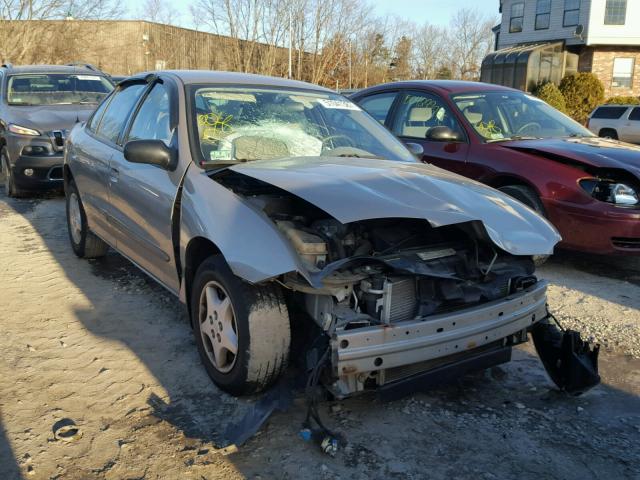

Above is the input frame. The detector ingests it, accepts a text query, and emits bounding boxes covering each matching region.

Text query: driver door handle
[110,167,119,183]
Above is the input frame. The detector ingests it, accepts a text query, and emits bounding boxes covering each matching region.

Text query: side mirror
[124,139,176,170]
[405,142,424,157]
[426,126,463,142]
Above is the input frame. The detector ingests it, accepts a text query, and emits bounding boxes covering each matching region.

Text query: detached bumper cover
[334,281,548,376]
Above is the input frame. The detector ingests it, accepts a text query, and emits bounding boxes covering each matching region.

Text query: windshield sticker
[74,75,101,81]
[317,98,361,110]
[209,149,232,161]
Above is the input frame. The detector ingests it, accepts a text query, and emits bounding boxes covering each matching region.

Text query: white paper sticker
[317,98,361,111]
[74,75,101,81]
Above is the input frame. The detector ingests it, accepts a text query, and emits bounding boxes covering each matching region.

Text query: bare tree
[448,8,495,80]
[138,0,181,25]
[412,23,449,80]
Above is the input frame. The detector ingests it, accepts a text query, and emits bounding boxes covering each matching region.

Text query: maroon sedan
[351,81,640,255]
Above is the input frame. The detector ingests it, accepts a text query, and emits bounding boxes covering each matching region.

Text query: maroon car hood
[500,137,640,177]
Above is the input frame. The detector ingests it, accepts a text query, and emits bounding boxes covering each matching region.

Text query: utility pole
[348,39,352,89]
[288,8,293,79]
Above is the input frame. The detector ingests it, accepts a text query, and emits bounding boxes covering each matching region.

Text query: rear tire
[66,179,109,258]
[2,147,24,198]
[599,128,618,140]
[191,255,290,396]
[498,185,549,266]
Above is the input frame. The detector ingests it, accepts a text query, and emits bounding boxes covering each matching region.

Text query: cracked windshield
[452,91,593,142]
[7,73,114,105]
[193,87,414,165]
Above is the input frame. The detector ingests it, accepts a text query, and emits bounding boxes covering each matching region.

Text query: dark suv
[0,63,114,196]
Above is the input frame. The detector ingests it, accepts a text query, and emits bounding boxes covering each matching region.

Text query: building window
[510,2,524,33]
[612,58,634,88]
[535,0,551,29]
[563,0,580,27]
[604,0,627,25]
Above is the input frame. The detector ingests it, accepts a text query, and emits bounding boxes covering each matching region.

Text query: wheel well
[487,175,539,195]
[63,164,73,190]
[183,237,222,325]
[599,128,617,136]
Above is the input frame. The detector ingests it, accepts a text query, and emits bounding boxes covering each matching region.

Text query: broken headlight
[579,179,639,206]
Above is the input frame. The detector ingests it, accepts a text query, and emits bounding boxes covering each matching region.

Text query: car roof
[354,80,521,96]
[598,104,636,107]
[143,70,334,92]
[1,64,106,75]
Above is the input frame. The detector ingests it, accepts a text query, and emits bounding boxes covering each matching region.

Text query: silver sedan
[63,71,597,399]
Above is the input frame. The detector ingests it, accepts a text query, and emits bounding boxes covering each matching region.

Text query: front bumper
[330,281,548,396]
[545,198,640,254]
[12,154,64,190]
[5,132,64,190]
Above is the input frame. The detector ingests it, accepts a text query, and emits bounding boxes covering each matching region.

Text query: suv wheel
[498,185,550,266]
[599,128,618,140]
[1,147,23,198]
[191,255,290,396]
[66,179,109,258]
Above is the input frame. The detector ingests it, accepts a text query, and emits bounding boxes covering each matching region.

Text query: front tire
[498,185,549,266]
[191,255,290,396]
[66,179,109,258]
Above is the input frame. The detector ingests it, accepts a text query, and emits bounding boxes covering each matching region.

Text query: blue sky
[125,0,499,28]
[372,0,498,25]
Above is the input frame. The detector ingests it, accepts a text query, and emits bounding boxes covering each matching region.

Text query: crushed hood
[501,137,640,178]
[230,157,561,256]
[6,104,97,133]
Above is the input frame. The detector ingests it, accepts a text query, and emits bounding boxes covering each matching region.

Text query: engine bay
[212,169,537,332]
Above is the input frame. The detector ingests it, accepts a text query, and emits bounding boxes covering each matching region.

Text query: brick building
[0,20,291,78]
[482,0,640,97]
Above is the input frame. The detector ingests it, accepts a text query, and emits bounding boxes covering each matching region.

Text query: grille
[384,341,503,384]
[382,278,416,323]
[612,237,640,250]
[48,166,63,180]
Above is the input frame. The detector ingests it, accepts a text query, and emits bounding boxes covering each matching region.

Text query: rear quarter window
[591,106,628,119]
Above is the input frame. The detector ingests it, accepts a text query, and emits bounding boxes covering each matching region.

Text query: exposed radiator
[381,277,417,323]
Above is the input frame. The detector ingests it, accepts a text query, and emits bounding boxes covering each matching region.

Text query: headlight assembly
[8,123,40,136]
[580,179,639,206]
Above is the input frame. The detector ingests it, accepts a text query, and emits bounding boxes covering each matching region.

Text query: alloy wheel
[198,281,238,373]
[68,192,83,245]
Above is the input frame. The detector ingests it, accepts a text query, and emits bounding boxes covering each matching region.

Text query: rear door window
[591,106,628,119]
[392,91,463,140]
[87,93,114,133]
[95,83,147,144]
[357,92,398,124]
[629,107,640,121]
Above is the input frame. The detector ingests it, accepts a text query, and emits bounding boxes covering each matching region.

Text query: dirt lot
[1,193,639,480]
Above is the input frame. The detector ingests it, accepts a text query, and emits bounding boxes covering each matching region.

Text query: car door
[624,107,640,144]
[389,90,470,175]
[74,83,147,245]
[356,91,399,125]
[71,93,115,240]
[107,78,185,293]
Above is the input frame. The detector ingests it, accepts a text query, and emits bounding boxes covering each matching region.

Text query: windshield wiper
[335,153,384,159]
[487,135,540,143]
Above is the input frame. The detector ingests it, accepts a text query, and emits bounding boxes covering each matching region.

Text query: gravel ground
[0,194,639,480]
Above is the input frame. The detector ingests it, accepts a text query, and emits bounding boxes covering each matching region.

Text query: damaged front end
[211,167,600,398]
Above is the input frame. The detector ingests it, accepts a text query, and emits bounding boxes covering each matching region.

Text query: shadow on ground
[1,191,639,479]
